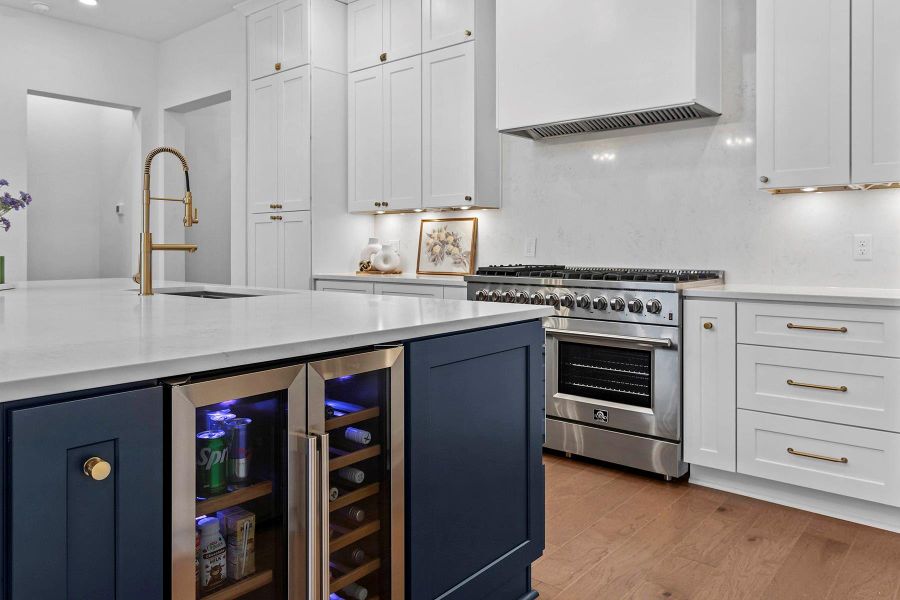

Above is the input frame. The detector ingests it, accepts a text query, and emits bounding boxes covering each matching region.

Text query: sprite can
[197,430,228,497]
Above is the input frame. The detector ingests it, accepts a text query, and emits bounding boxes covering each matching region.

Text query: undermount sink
[161,290,259,299]
[149,286,288,299]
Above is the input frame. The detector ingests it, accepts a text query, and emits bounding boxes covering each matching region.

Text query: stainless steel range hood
[496,0,723,140]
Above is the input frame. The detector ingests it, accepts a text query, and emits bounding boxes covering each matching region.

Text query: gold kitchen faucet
[133,146,199,295]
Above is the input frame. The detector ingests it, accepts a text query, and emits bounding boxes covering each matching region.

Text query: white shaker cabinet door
[248,6,279,80]
[683,300,737,472]
[383,56,422,211]
[348,67,385,213]
[278,0,310,72]
[383,0,421,63]
[348,0,383,72]
[422,44,475,209]
[248,77,280,215]
[422,0,475,52]
[852,0,900,184]
[277,67,311,212]
[279,212,312,290]
[248,214,280,288]
[756,0,850,189]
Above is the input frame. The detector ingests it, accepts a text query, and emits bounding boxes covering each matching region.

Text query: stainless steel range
[466,266,724,479]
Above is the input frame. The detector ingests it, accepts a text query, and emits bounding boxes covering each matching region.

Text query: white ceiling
[0,0,237,42]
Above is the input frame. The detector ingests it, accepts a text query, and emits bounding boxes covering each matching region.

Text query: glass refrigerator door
[308,347,404,600]
[171,364,307,600]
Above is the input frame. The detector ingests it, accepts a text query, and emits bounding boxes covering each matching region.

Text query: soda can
[226,418,252,487]
[206,410,236,432]
[197,430,228,497]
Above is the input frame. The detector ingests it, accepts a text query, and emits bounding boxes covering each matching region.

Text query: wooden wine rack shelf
[196,480,273,517]
[331,483,380,512]
[330,445,381,471]
[330,519,381,552]
[330,558,381,593]
[202,569,273,600]
[325,406,380,431]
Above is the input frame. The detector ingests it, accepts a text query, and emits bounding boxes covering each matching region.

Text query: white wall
[0,6,158,283]
[26,95,133,280]
[375,0,900,288]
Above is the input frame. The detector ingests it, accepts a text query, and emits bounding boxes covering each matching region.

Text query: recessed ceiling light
[31,2,51,12]
[79,0,99,6]
[801,187,818,192]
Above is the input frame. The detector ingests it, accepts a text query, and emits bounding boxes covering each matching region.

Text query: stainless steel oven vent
[502,102,720,141]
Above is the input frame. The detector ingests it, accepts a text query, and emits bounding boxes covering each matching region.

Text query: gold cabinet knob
[703,322,714,330]
[275,62,282,71]
[379,52,387,62]
[464,29,472,37]
[83,457,112,481]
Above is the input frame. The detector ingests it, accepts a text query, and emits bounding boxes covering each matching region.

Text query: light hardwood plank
[670,493,763,568]
[827,525,900,600]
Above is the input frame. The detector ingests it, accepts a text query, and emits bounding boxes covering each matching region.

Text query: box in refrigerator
[216,507,256,580]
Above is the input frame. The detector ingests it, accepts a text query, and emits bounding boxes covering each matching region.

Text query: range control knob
[474,289,488,301]
[593,296,609,310]
[646,299,663,314]
[530,292,545,305]
[627,299,644,313]
[576,295,592,309]
[610,297,626,311]
[489,290,503,302]
[516,291,530,304]
[560,294,576,309]
[503,290,517,303]
[546,293,561,308]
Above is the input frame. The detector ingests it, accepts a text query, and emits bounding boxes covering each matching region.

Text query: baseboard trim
[690,466,900,533]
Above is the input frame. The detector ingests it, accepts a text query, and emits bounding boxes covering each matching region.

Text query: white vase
[359,238,382,263]
[372,245,401,273]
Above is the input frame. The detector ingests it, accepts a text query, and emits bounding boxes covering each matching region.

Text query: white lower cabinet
[374,282,443,298]
[313,277,465,299]
[683,300,737,471]
[314,280,375,294]
[737,409,900,507]
[249,212,311,289]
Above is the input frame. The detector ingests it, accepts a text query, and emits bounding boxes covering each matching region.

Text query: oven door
[545,317,681,441]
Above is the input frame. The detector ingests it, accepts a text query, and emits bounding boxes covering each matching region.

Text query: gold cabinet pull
[83,457,112,481]
[270,203,279,209]
[703,322,714,330]
[270,215,283,221]
[786,323,848,333]
[786,379,848,392]
[275,62,282,71]
[787,447,848,464]
[464,29,472,37]
[379,52,388,62]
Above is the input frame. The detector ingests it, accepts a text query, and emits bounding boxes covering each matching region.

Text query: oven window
[557,341,652,409]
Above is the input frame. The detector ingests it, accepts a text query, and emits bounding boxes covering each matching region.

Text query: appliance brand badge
[593,409,609,423]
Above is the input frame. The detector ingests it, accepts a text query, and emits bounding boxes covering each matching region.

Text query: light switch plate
[853,234,873,261]
[524,237,537,258]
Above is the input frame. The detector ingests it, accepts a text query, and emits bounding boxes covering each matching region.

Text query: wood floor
[534,451,900,600]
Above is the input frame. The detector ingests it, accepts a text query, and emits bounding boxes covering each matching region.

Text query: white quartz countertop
[313,272,467,287]
[684,284,900,307]
[0,279,550,403]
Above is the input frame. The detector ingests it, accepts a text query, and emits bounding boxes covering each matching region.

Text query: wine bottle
[341,505,366,523]
[325,404,335,418]
[329,486,340,501]
[341,582,368,600]
[337,467,365,485]
[348,547,367,566]
[344,427,372,446]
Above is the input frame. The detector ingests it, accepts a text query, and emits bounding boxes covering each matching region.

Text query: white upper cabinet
[422,43,475,208]
[248,7,279,80]
[348,67,385,212]
[248,77,280,214]
[756,0,851,190]
[248,0,310,80]
[278,0,310,72]
[851,0,900,184]
[422,0,475,52]
[348,0,383,72]
[383,0,422,63]
[383,56,422,211]
[277,67,312,212]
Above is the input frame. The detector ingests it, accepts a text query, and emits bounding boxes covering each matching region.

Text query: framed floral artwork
[416,218,478,276]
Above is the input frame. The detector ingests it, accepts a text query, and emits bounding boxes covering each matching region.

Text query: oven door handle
[545,328,674,349]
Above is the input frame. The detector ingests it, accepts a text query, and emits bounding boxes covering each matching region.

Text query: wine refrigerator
[170,346,404,600]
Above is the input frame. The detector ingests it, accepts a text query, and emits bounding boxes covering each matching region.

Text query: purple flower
[0,179,8,187]
[19,191,31,205]
[0,217,9,232]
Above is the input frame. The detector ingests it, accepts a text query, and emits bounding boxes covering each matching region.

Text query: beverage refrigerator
[170,347,404,600]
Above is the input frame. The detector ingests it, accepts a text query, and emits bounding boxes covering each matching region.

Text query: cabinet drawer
[314,280,374,294]
[737,409,900,506]
[737,302,900,357]
[738,345,900,432]
[375,282,443,298]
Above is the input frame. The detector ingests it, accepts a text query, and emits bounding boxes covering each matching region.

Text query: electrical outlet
[524,237,537,258]
[853,234,873,261]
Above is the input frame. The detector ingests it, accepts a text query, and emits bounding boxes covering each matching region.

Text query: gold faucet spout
[134,146,199,295]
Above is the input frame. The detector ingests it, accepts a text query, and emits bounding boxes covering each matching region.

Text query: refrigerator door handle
[318,432,331,600]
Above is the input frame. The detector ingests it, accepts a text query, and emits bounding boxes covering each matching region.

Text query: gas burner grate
[474,265,722,282]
